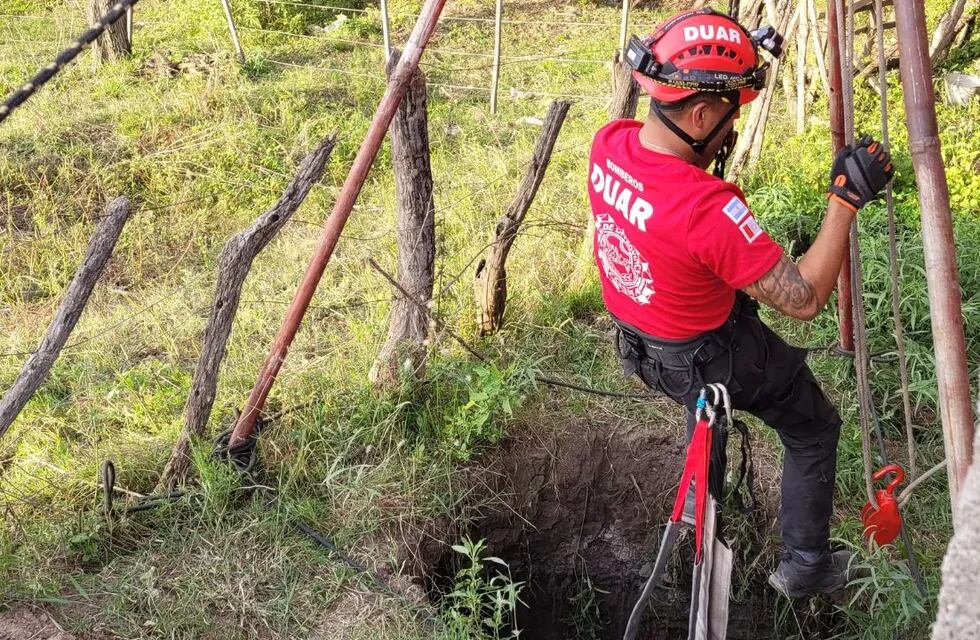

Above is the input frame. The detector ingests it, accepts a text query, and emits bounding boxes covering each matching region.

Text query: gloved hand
[827,135,894,212]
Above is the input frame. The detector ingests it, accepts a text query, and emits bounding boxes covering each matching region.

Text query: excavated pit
[426,421,782,639]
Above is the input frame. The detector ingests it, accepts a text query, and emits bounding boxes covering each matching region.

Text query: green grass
[1,0,978,638]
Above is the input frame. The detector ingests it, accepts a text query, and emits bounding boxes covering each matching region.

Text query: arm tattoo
[743,255,820,319]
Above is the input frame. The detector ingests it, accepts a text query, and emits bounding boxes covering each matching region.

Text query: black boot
[768,549,854,599]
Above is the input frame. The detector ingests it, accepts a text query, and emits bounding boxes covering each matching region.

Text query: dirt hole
[426,421,780,639]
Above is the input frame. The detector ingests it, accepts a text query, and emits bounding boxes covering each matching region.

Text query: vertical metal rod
[619,0,630,54]
[893,0,975,520]
[826,0,853,353]
[229,0,449,446]
[219,0,245,63]
[490,0,503,114]
[380,0,391,62]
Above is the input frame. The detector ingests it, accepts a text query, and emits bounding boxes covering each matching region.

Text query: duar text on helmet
[683,25,742,43]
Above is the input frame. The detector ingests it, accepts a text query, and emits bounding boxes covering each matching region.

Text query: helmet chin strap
[650,99,740,161]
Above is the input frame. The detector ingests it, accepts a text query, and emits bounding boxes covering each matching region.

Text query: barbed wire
[264,57,606,100]
[253,0,621,28]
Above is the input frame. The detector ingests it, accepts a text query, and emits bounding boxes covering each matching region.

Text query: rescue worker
[587,8,894,598]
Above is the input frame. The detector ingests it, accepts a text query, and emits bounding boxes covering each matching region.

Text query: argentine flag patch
[722,196,749,224]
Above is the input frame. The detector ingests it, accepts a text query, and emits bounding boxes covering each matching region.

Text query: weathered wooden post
[473,100,569,335]
[0,198,133,439]
[370,51,435,388]
[159,137,336,488]
[87,0,131,62]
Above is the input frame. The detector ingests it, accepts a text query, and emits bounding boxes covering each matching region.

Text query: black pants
[618,299,842,553]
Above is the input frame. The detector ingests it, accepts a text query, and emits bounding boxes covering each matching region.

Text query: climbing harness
[623,383,754,640]
[0,0,141,126]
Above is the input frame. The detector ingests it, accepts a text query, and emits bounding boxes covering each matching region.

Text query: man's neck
[638,119,704,167]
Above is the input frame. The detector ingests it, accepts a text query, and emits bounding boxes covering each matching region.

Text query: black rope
[100,459,187,517]
[0,0,140,126]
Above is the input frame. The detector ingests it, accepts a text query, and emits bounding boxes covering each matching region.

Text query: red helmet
[626,9,774,106]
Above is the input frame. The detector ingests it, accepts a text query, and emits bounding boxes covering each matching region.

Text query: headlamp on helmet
[749,25,785,58]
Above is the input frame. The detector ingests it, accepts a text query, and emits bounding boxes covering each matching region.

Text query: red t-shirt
[588,119,783,340]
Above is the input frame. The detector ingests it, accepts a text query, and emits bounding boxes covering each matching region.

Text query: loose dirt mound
[430,419,781,639]
[0,607,74,640]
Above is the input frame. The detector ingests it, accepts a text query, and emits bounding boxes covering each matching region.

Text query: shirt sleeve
[686,188,784,290]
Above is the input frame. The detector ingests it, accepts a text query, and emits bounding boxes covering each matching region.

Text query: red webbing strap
[670,416,714,562]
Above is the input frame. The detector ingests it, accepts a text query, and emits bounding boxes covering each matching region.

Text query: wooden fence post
[87,0,131,63]
[618,0,630,53]
[159,136,336,488]
[370,50,435,388]
[220,0,245,63]
[0,198,133,440]
[490,0,503,114]
[473,100,569,336]
[380,0,392,61]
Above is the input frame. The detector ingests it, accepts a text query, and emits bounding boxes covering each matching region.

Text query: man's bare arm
[743,199,855,321]
[743,255,821,320]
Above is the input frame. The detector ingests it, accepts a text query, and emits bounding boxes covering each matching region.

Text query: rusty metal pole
[826,0,854,353]
[229,0,449,446]
[894,0,975,519]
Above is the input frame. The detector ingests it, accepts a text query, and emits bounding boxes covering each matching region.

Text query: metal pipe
[229,0,449,446]
[893,0,975,520]
[219,0,245,63]
[826,0,853,353]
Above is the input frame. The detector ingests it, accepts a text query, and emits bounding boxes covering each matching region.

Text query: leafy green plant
[561,575,606,640]
[439,363,534,461]
[836,543,932,640]
[442,537,524,640]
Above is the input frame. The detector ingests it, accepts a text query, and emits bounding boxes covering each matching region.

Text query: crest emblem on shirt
[595,213,655,305]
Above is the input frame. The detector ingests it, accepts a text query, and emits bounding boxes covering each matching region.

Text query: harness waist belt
[615,315,736,370]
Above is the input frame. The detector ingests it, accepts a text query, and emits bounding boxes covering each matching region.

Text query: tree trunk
[86,0,130,63]
[796,0,810,133]
[729,0,794,179]
[931,0,970,66]
[608,54,640,121]
[159,136,336,489]
[0,198,133,440]
[370,50,435,389]
[473,100,569,335]
[932,394,980,639]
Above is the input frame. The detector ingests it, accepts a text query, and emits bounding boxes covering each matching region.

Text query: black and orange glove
[827,135,894,212]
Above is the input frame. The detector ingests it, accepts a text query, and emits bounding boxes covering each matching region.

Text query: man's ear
[688,99,712,134]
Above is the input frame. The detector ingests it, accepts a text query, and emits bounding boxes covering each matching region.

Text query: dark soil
[428,419,783,639]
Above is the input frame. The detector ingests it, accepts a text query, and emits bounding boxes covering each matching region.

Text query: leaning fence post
[159,136,337,488]
[490,0,503,114]
[220,0,245,63]
[473,100,570,335]
[0,198,134,440]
